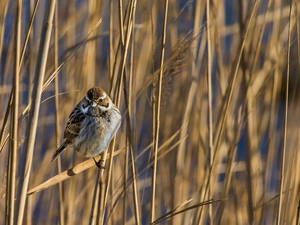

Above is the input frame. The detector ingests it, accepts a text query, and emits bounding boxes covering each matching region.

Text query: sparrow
[51,87,121,168]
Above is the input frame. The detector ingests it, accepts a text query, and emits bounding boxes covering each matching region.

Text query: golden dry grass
[1,0,300,224]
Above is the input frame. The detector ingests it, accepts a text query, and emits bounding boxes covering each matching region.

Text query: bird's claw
[93,158,106,169]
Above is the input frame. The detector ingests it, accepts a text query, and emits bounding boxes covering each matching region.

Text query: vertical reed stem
[8,0,21,224]
[277,1,293,224]
[150,0,169,223]
[205,0,214,223]
[54,3,65,225]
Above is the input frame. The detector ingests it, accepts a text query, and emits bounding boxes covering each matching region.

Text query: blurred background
[0,0,300,224]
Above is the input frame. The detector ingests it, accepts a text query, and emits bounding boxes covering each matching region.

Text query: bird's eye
[100,99,103,102]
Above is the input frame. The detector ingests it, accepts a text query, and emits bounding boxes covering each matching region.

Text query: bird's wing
[63,106,85,140]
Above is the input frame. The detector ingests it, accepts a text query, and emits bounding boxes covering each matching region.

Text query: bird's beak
[91,101,97,107]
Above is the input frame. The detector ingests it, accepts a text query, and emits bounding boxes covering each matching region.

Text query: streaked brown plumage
[51,87,121,167]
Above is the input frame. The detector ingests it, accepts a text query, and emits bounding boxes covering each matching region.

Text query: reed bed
[0,0,300,224]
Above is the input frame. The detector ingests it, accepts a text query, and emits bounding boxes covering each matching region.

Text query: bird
[51,87,121,168]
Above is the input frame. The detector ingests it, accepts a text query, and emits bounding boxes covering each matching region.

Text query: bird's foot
[93,157,106,169]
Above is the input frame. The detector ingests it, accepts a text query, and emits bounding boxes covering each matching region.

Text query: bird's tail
[51,142,67,162]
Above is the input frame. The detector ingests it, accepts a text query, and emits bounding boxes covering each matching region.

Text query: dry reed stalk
[15,1,56,224]
[1,1,299,224]
[0,0,8,70]
[53,4,65,225]
[196,1,261,223]
[19,0,40,68]
[277,1,293,224]
[205,0,214,223]
[122,14,132,225]
[215,108,243,223]
[212,0,259,196]
[239,1,263,223]
[295,2,300,224]
[6,0,21,224]
[126,2,142,223]
[109,3,116,225]
[89,170,101,225]
[172,3,205,225]
[26,0,35,108]
[150,0,169,223]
